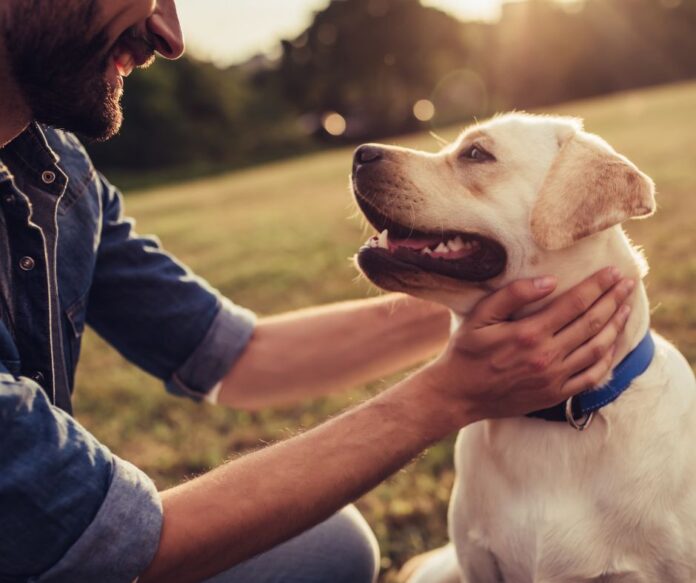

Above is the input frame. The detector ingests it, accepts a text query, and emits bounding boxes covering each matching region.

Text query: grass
[74,80,696,581]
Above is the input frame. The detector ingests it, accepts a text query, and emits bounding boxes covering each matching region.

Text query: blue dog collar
[527,331,655,430]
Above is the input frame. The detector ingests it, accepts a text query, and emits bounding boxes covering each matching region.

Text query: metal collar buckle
[565,395,594,431]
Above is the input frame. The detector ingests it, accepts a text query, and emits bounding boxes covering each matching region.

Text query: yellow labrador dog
[351,114,696,582]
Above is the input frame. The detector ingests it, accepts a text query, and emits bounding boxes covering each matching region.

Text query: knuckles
[587,314,604,335]
[515,325,542,348]
[569,291,591,314]
[592,343,608,362]
[526,350,554,374]
[489,355,510,373]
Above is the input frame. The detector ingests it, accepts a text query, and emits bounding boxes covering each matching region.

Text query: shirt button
[2,193,16,204]
[30,371,45,386]
[41,170,57,185]
[19,256,36,271]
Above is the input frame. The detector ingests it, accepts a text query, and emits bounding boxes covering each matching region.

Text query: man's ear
[530,132,656,251]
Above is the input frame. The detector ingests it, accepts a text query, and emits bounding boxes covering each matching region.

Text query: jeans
[204,506,380,583]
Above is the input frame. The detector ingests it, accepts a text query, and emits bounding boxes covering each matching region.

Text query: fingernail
[609,267,621,282]
[620,304,631,320]
[534,276,557,290]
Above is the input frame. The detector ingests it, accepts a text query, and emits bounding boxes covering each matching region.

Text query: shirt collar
[0,123,62,184]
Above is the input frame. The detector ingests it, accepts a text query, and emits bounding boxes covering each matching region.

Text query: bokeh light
[413,99,436,122]
[322,112,347,136]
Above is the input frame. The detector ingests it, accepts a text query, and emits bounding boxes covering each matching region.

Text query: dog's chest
[449,339,696,582]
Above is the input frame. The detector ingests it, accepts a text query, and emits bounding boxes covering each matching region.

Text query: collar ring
[565,395,594,431]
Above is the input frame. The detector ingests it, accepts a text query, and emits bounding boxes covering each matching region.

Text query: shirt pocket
[64,295,87,389]
[57,188,100,308]
[52,130,97,216]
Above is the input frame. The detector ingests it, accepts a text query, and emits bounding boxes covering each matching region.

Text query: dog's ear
[530,132,656,251]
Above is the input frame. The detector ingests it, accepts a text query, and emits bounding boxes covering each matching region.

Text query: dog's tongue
[390,236,443,250]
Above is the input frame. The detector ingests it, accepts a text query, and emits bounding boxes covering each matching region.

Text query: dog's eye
[461,145,494,162]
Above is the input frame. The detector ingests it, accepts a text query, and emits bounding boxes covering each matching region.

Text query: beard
[3,1,123,142]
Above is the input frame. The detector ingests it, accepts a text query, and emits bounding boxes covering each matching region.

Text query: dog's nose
[354,145,383,166]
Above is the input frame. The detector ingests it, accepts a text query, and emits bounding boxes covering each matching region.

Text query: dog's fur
[351,114,696,582]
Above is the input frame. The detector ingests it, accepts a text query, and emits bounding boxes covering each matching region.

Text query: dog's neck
[531,228,651,370]
[452,227,651,377]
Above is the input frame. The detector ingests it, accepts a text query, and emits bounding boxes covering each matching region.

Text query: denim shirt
[0,124,256,582]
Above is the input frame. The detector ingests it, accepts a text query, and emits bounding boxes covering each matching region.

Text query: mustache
[110,26,157,70]
[120,26,157,54]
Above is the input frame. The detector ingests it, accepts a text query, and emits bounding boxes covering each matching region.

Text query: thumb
[470,276,557,327]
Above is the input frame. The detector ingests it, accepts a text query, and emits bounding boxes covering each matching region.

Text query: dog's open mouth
[356,198,507,282]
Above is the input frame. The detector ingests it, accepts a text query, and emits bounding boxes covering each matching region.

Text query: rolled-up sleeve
[87,174,256,401]
[0,375,162,582]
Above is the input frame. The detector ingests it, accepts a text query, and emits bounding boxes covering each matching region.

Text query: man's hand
[424,267,634,424]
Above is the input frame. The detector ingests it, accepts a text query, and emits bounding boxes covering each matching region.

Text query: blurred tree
[86,0,696,184]
[277,0,474,139]
[88,57,311,180]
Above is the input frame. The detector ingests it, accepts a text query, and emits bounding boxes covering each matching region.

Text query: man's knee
[328,505,380,583]
[204,505,380,583]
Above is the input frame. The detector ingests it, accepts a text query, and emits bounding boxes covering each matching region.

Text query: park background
[77,1,696,580]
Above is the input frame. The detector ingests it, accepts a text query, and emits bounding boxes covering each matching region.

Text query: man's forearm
[218,294,451,410]
[139,369,465,583]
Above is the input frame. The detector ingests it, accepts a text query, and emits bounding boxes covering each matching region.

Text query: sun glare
[422,0,502,22]
[178,0,505,65]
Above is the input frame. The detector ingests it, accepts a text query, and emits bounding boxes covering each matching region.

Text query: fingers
[560,344,617,398]
[535,267,623,334]
[560,304,631,376]
[469,276,557,328]
[555,278,635,355]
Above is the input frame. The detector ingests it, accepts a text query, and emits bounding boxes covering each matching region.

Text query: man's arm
[217,294,451,410]
[139,269,633,583]
[87,172,443,409]
[0,374,162,582]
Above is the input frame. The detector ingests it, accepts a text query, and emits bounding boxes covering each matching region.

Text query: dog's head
[351,113,655,313]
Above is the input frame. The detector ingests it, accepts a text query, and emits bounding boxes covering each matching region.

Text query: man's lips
[112,49,135,78]
[110,36,155,78]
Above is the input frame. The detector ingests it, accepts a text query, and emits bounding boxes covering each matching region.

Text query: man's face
[2,0,184,141]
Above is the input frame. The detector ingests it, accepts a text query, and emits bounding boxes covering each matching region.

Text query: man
[0,1,634,582]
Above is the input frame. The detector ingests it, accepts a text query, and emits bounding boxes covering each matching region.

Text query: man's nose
[147,0,185,60]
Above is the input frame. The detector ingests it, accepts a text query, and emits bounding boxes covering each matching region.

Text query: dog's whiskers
[430,131,449,148]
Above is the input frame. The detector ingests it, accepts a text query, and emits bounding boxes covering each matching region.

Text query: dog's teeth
[421,247,433,255]
[435,243,449,254]
[368,238,378,248]
[448,238,465,252]
[377,229,389,250]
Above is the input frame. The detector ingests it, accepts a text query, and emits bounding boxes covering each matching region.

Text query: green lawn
[75,81,696,581]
